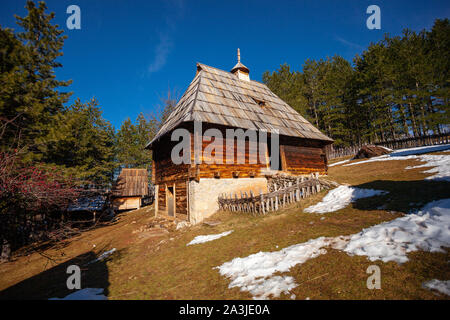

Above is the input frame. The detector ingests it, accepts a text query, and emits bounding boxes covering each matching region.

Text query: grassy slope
[0,153,449,300]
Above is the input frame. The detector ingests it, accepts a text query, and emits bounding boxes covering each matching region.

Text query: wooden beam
[173,182,176,217]
[155,185,159,217]
[280,145,287,171]
[165,183,168,215]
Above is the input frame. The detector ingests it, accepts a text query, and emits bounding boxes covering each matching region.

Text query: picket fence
[218,173,323,215]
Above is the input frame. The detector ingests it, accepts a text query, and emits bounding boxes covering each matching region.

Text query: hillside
[0,145,449,300]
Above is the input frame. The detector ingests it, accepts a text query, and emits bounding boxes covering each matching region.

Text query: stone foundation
[188,178,268,224]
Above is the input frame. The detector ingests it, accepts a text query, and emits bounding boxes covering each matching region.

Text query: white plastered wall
[188,178,268,224]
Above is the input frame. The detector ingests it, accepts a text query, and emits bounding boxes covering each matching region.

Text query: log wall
[175,180,188,218]
[153,133,190,185]
[152,123,329,183]
[281,145,327,175]
[158,184,166,211]
[279,135,328,175]
[192,125,269,179]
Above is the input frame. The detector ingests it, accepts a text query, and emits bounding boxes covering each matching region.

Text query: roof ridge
[190,70,202,115]
[197,62,267,88]
[199,74,290,109]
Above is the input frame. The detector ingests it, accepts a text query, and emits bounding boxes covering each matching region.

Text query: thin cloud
[147,0,184,74]
[148,33,173,73]
[335,36,364,50]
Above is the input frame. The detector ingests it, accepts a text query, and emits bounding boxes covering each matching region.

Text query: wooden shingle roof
[146,63,333,148]
[112,168,148,197]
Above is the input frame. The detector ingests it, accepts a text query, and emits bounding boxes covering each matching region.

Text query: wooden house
[111,168,149,210]
[145,50,333,224]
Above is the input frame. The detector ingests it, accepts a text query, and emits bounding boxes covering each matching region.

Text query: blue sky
[1,0,449,130]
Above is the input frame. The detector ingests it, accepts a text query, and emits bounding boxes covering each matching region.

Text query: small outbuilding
[111,168,149,210]
[66,192,108,222]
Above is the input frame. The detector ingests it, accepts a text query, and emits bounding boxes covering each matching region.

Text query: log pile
[266,172,322,192]
[353,145,391,159]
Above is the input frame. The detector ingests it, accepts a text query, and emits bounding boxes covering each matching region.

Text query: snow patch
[217,197,450,299]
[342,144,450,181]
[187,230,233,246]
[405,154,450,181]
[379,146,393,152]
[86,248,116,265]
[422,279,450,296]
[328,159,350,167]
[387,144,450,156]
[344,199,450,263]
[49,288,107,300]
[304,186,388,214]
[215,236,349,300]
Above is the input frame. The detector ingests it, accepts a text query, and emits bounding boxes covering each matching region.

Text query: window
[252,97,266,107]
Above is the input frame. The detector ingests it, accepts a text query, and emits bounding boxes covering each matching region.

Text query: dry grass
[0,152,449,300]
[327,155,353,165]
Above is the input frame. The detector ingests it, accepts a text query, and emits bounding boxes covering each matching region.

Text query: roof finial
[231,48,250,81]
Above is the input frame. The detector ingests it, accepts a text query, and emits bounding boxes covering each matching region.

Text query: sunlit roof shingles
[147,63,333,147]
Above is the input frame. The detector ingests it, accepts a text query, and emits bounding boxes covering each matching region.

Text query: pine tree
[427,19,450,133]
[263,19,448,146]
[0,1,71,158]
[321,55,354,146]
[116,113,157,170]
[45,98,116,186]
[157,90,178,130]
[262,64,309,121]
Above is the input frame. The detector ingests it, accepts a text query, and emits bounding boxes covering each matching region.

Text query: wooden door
[167,186,174,216]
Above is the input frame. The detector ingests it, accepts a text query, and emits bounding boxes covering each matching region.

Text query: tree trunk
[408,102,419,137]
[399,104,410,137]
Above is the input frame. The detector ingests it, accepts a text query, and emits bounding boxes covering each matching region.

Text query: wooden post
[288,182,292,203]
[260,190,265,215]
[155,184,159,217]
[250,191,254,215]
[274,184,279,211]
[259,189,263,215]
[245,192,249,212]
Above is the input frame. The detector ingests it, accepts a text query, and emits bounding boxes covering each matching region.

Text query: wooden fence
[374,133,450,150]
[326,132,450,160]
[218,173,323,215]
[326,145,361,160]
